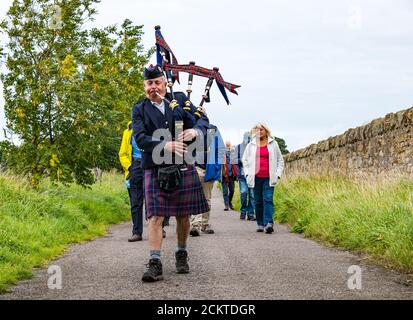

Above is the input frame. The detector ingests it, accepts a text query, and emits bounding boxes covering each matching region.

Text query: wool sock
[150,250,161,261]
[176,244,187,253]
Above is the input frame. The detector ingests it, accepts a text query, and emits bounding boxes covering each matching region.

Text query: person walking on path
[190,124,226,236]
[242,123,284,233]
[119,121,144,242]
[235,132,256,221]
[221,141,238,211]
[132,65,210,282]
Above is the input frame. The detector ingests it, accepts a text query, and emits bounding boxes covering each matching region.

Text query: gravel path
[2,186,412,300]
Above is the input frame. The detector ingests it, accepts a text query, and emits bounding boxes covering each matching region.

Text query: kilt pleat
[144,165,210,218]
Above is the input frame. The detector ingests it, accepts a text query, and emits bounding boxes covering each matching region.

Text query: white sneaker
[264,224,274,234]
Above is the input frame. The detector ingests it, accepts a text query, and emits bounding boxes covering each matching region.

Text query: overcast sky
[1,0,412,151]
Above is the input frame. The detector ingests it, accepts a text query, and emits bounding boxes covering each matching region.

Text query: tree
[0,139,20,171]
[0,0,151,188]
[83,20,154,172]
[0,140,13,169]
[274,136,289,155]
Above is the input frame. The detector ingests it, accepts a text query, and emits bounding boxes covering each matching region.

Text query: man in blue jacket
[189,124,225,236]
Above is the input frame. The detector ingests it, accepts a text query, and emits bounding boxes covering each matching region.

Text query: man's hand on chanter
[164,141,188,157]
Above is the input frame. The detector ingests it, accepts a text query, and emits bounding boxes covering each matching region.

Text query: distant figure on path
[242,123,284,233]
[222,141,237,211]
[234,132,256,221]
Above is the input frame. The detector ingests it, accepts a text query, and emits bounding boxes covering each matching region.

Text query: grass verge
[0,170,130,293]
[273,174,413,273]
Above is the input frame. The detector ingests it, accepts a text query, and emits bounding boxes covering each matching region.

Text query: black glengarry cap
[144,64,164,80]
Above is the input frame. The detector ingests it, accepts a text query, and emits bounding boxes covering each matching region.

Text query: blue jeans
[239,177,255,218]
[253,177,275,227]
[222,177,235,207]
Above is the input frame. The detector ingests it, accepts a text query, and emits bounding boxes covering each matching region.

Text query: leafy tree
[274,136,289,155]
[84,20,154,172]
[0,139,19,170]
[0,0,151,188]
[0,140,11,169]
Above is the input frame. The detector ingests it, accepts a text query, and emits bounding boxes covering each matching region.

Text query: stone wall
[284,107,413,177]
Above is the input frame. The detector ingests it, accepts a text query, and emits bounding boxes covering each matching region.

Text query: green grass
[232,174,413,272]
[273,174,413,273]
[0,171,130,293]
[232,183,241,212]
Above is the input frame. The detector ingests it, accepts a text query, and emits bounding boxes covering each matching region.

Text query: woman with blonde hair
[242,123,284,233]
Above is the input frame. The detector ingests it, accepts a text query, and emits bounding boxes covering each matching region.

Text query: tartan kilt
[144,164,210,218]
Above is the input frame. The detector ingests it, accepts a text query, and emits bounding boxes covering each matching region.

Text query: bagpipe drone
[154,25,241,119]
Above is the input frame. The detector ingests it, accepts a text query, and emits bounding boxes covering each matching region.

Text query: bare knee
[150,216,164,227]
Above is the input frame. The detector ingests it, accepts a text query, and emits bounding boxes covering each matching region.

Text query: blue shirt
[131,135,142,160]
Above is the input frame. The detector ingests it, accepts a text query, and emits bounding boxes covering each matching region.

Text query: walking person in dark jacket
[118,121,144,242]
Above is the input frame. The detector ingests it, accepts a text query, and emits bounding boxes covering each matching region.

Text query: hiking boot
[142,259,163,282]
[175,250,189,274]
[128,234,142,242]
[264,224,274,234]
[201,228,214,234]
[190,228,200,237]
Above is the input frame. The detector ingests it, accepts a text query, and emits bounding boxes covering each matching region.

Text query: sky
[1,0,412,151]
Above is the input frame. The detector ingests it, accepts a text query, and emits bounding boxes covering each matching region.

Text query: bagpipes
[154,25,241,119]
